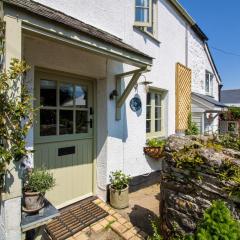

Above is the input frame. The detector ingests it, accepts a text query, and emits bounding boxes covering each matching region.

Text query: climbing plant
[0,59,32,183]
[220,107,240,121]
[0,18,33,188]
[185,113,199,135]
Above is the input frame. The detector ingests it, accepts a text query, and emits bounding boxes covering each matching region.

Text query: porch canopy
[3,0,153,119]
[192,92,227,113]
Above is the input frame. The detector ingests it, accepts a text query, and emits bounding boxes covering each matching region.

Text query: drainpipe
[219,83,223,101]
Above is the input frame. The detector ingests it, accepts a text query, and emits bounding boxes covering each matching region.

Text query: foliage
[147,138,166,148]
[218,160,240,198]
[109,170,131,190]
[220,107,240,121]
[0,58,33,181]
[173,147,204,169]
[186,200,240,240]
[218,134,240,151]
[185,114,199,136]
[171,138,240,197]
[148,220,163,240]
[205,141,223,152]
[24,168,55,194]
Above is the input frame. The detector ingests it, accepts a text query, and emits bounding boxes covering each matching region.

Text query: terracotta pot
[24,192,45,212]
[109,185,129,209]
[144,146,164,159]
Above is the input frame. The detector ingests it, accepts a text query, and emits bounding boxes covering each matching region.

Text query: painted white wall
[188,29,219,100]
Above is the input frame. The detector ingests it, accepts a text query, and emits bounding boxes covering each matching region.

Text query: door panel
[34,70,94,207]
[34,139,93,206]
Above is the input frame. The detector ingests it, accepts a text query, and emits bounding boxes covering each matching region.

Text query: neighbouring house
[0,0,224,239]
[221,89,240,107]
[220,89,240,134]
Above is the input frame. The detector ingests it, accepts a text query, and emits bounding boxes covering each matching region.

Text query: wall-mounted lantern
[138,75,152,92]
[109,89,119,100]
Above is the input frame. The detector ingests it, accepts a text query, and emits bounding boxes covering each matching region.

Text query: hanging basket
[144,147,164,159]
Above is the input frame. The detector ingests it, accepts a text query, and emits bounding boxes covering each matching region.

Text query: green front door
[34,70,94,208]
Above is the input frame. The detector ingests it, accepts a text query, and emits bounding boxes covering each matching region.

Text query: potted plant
[144,138,166,159]
[109,170,131,209]
[23,168,55,213]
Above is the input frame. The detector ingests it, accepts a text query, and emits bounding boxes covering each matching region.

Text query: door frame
[33,67,97,207]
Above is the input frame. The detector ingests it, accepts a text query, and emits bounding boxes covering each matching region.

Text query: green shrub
[148,220,163,240]
[109,170,131,190]
[186,200,240,240]
[185,114,199,136]
[173,147,204,169]
[24,168,55,194]
[147,138,166,148]
[219,134,240,151]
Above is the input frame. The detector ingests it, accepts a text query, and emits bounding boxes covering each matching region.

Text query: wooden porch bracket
[115,66,151,120]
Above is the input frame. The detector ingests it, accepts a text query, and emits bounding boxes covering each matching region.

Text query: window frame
[134,0,153,27]
[227,121,237,133]
[205,70,214,96]
[146,90,164,138]
[34,70,93,144]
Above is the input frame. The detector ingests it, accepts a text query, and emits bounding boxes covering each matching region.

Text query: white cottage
[0,0,224,239]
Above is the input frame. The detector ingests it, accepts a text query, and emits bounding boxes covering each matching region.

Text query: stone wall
[160,135,240,238]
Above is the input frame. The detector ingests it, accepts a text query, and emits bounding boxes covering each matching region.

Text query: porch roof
[3,0,153,67]
[192,92,227,112]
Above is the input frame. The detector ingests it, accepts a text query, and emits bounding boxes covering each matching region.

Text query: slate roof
[192,92,226,108]
[3,0,152,61]
[221,89,240,104]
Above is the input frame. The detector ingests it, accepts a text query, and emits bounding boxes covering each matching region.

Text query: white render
[26,0,221,196]
[0,198,22,240]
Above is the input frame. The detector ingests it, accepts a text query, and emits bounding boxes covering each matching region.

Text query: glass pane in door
[75,85,88,108]
[60,84,74,107]
[76,111,88,133]
[40,109,57,136]
[40,80,57,106]
[59,110,73,135]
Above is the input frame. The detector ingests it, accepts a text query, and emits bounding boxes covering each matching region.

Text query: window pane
[75,85,88,108]
[147,1,154,33]
[40,109,56,136]
[146,120,151,133]
[155,94,161,106]
[40,80,56,106]
[155,120,161,132]
[147,106,151,119]
[60,84,74,107]
[155,107,161,119]
[59,110,73,135]
[76,111,88,133]
[147,92,151,105]
[136,0,149,7]
[135,7,149,22]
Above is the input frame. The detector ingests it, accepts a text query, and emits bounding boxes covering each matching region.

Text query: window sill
[205,93,214,98]
[133,26,161,44]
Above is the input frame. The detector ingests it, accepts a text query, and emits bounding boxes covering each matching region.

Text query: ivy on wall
[0,18,34,188]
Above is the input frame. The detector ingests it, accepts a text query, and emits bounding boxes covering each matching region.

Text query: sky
[179,0,240,90]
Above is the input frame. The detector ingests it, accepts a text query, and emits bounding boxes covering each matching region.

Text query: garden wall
[160,135,240,238]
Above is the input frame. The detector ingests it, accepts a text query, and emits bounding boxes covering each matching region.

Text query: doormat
[46,196,108,240]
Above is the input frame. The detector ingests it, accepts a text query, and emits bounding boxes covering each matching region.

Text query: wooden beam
[115,66,151,78]
[116,71,142,120]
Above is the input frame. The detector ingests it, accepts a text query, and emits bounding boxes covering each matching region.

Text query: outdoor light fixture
[138,75,153,92]
[109,89,119,100]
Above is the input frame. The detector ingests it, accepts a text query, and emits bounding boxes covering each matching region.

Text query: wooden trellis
[175,63,192,133]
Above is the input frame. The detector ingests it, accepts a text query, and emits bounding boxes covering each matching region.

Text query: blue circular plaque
[130,97,142,112]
